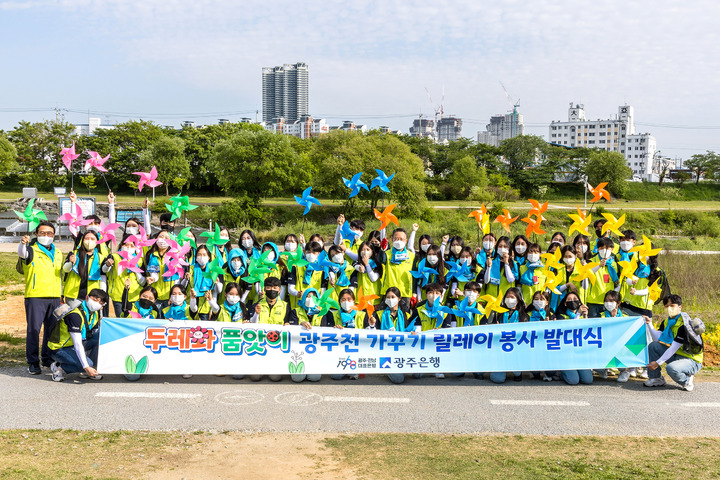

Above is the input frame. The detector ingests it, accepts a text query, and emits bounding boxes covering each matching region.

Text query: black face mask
[161,223,175,233]
[595,229,603,238]
[138,298,155,309]
[264,290,280,300]
[566,300,580,312]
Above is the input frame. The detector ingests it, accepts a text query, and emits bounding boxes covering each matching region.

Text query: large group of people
[18,192,704,390]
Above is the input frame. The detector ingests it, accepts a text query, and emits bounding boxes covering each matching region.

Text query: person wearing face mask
[482,236,518,300]
[103,238,146,317]
[586,237,620,318]
[351,241,384,305]
[591,218,621,256]
[184,245,216,320]
[246,277,288,382]
[624,254,664,322]
[481,287,527,383]
[550,232,566,248]
[414,245,447,301]
[218,248,250,304]
[441,235,465,263]
[143,231,182,310]
[380,226,418,309]
[518,243,546,306]
[239,229,261,260]
[449,247,479,305]
[529,291,556,382]
[377,287,416,384]
[555,288,594,385]
[287,241,326,310]
[549,245,588,313]
[411,234,433,294]
[409,283,448,379]
[307,233,329,262]
[644,294,703,391]
[246,242,283,305]
[162,284,193,320]
[511,235,530,266]
[616,231,651,320]
[450,282,484,328]
[328,289,375,381]
[63,231,104,306]
[48,289,108,382]
[18,221,65,374]
[106,190,145,250]
[287,288,332,383]
[475,233,497,268]
[323,245,354,303]
[333,215,366,261]
[572,234,592,264]
[122,285,161,319]
[592,290,623,380]
[211,227,232,268]
[67,191,111,257]
[214,282,249,323]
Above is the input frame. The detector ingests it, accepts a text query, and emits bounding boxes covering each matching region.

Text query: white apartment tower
[476,111,524,147]
[262,63,309,124]
[550,103,658,180]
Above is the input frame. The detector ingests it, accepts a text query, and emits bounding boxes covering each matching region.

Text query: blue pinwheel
[339,221,358,243]
[422,299,446,329]
[444,261,473,282]
[294,186,321,215]
[370,168,394,193]
[410,259,439,288]
[441,297,485,327]
[342,172,369,198]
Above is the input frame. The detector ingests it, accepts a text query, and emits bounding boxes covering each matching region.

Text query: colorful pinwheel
[128,225,156,249]
[648,278,663,303]
[132,166,163,192]
[589,182,610,203]
[294,186,321,215]
[568,205,592,236]
[422,299,446,329]
[572,260,600,285]
[494,209,519,233]
[441,297,485,326]
[342,172,369,198]
[339,220,358,242]
[370,169,394,192]
[175,227,197,249]
[116,251,143,275]
[630,235,662,262]
[13,199,47,232]
[202,258,226,282]
[601,213,626,236]
[373,204,399,230]
[281,249,308,271]
[618,254,639,286]
[97,221,122,248]
[528,199,548,220]
[521,215,546,237]
[468,205,490,235]
[410,258,439,288]
[315,290,340,317]
[353,288,380,319]
[84,151,110,172]
[199,224,226,249]
[58,202,92,236]
[60,141,80,170]
[480,294,508,315]
[444,260,473,282]
[241,259,272,286]
[165,195,198,221]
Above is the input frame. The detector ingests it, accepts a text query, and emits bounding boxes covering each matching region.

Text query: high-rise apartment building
[437,116,463,142]
[476,111,524,147]
[262,63,309,123]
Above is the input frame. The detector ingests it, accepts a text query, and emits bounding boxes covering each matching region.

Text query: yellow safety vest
[107,253,143,303]
[255,298,289,325]
[23,243,64,298]
[63,250,103,300]
[382,251,415,298]
[47,304,99,350]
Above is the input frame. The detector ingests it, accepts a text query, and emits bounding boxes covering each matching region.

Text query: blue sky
[1,0,719,160]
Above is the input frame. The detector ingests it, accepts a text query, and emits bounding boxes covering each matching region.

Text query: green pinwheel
[199,224,225,249]
[240,258,272,286]
[176,227,197,248]
[281,249,308,271]
[256,249,276,270]
[14,199,47,231]
[202,258,226,282]
[165,195,198,221]
[315,290,340,317]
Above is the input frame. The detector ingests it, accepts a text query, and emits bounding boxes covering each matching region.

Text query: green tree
[500,135,565,196]
[209,129,311,203]
[138,136,190,196]
[584,150,632,198]
[7,120,76,189]
[447,155,488,199]
[685,151,718,184]
[0,134,18,184]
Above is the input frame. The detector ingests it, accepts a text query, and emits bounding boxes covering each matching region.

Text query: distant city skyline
[1,0,719,160]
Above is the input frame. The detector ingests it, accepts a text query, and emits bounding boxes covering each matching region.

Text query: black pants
[25,297,61,366]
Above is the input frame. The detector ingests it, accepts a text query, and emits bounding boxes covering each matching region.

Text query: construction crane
[424,87,444,138]
[499,81,520,137]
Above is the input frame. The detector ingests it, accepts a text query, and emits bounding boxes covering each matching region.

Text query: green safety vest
[382,251,415,298]
[47,304,99,351]
[23,243,64,298]
[63,250,103,300]
[107,252,143,303]
[255,298,289,325]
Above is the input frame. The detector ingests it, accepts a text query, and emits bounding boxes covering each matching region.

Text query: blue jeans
[490,372,521,384]
[50,333,99,374]
[112,301,124,318]
[561,370,594,385]
[648,341,702,386]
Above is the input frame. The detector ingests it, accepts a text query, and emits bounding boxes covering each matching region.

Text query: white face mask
[620,241,633,252]
[87,225,100,233]
[265,251,276,262]
[604,301,617,312]
[83,239,97,251]
[385,297,399,308]
[497,248,509,257]
[563,256,576,266]
[515,244,527,255]
[316,241,324,249]
[361,250,372,259]
[533,300,546,311]
[285,242,297,252]
[86,298,103,312]
[226,295,240,305]
[352,229,363,239]
[527,253,540,263]
[304,296,316,309]
[483,240,495,251]
[505,297,518,309]
[37,236,53,246]
[578,244,588,254]
[231,259,243,270]
[170,295,185,306]
[426,293,439,305]
[598,249,612,259]
[241,239,253,249]
[461,257,472,266]
[553,240,565,247]
[665,305,681,318]
[196,256,209,267]
[332,254,344,264]
[450,245,462,255]
[393,240,406,251]
[340,300,354,312]
[156,238,169,249]
[219,236,230,242]
[305,253,318,264]
[426,255,438,265]
[464,292,478,304]
[125,226,138,236]
[420,243,431,252]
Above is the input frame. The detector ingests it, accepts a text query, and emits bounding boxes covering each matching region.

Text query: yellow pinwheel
[648,278,664,303]
[480,294,508,315]
[543,268,565,294]
[601,213,626,236]
[568,205,592,236]
[630,235,663,262]
[573,260,600,285]
[540,249,563,273]
[618,255,639,286]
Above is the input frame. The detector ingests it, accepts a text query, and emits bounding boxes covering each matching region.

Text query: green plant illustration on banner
[125,355,149,374]
[288,350,305,374]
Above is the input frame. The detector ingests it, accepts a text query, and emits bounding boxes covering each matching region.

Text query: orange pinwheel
[353,288,380,319]
[468,204,487,224]
[494,209,519,233]
[521,215,546,237]
[373,204,399,230]
[527,199,548,220]
[588,182,610,202]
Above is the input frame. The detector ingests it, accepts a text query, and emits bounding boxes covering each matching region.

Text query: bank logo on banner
[379,357,392,369]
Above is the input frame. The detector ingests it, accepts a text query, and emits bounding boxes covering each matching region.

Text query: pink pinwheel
[116,252,143,275]
[97,221,122,248]
[166,243,191,268]
[163,257,185,278]
[58,203,92,236]
[60,141,80,170]
[127,226,156,249]
[132,166,163,192]
[127,311,142,319]
[85,151,110,172]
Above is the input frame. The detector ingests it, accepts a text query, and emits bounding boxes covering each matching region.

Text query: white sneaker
[617,370,631,383]
[434,373,445,379]
[78,372,103,380]
[50,362,65,382]
[182,374,193,379]
[683,375,695,392]
[629,368,638,378]
[644,377,667,387]
[595,369,608,379]
[542,374,552,382]
[639,370,649,379]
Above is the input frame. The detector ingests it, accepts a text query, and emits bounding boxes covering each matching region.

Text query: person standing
[18,221,64,375]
